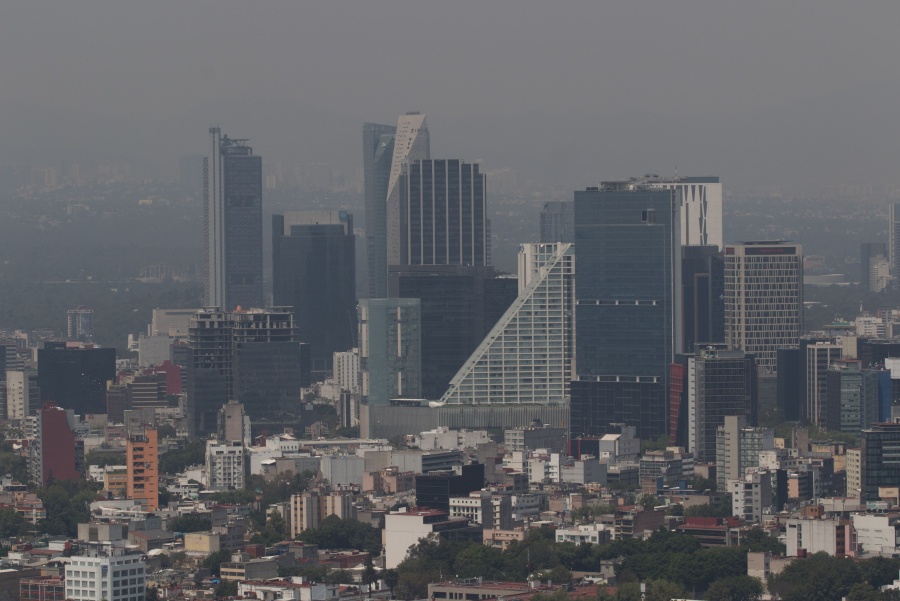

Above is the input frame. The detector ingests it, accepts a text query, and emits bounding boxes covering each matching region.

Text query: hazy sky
[3,1,900,190]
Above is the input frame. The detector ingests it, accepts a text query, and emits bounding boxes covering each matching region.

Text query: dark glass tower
[37,342,116,415]
[204,128,264,310]
[363,122,396,298]
[681,245,725,353]
[398,159,489,268]
[272,211,356,375]
[570,183,681,440]
[540,201,575,243]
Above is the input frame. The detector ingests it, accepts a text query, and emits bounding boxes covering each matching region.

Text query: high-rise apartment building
[570,182,681,440]
[6,369,39,420]
[539,201,574,243]
[64,548,145,601]
[397,159,489,267]
[126,428,158,511]
[206,440,247,491]
[681,345,757,462]
[716,414,774,490]
[272,210,356,374]
[37,342,115,416]
[724,241,803,373]
[861,242,888,291]
[386,113,431,268]
[358,298,421,406]
[890,204,900,278]
[29,403,82,487]
[187,308,305,435]
[203,128,263,310]
[363,122,397,298]
[860,422,900,501]
[437,243,575,407]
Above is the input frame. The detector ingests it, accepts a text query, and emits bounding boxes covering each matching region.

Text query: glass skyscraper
[363,122,396,298]
[204,128,263,310]
[570,182,681,440]
[358,298,422,406]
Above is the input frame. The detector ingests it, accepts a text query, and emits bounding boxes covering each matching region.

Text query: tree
[0,507,28,537]
[214,579,238,599]
[383,569,399,599]
[202,549,232,577]
[705,575,763,601]
[299,515,382,555]
[84,449,126,468]
[168,514,212,533]
[845,582,881,601]
[361,556,378,598]
[615,579,687,601]
[158,439,205,475]
[740,527,786,555]
[639,495,660,510]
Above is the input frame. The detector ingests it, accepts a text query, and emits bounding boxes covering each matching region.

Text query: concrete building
[504,426,568,453]
[358,299,421,410]
[728,469,774,523]
[333,349,360,394]
[64,549,145,601]
[847,448,861,497]
[206,441,247,491]
[861,423,900,501]
[383,508,479,569]
[448,491,512,530]
[555,523,612,545]
[29,403,81,487]
[716,415,774,490]
[784,518,853,557]
[6,370,39,421]
[126,428,158,511]
[806,341,843,427]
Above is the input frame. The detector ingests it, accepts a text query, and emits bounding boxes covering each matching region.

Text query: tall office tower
[388,266,517,400]
[386,113,431,268]
[436,243,575,407]
[570,183,681,440]
[680,345,757,462]
[397,159,489,267]
[127,372,168,410]
[644,175,724,248]
[29,403,82,487]
[861,242,888,290]
[358,298,421,406]
[826,360,878,433]
[890,203,900,278]
[724,241,803,373]
[776,347,803,422]
[6,369,39,420]
[218,400,250,446]
[186,308,305,435]
[37,342,115,415]
[272,210,356,374]
[363,122,396,298]
[681,246,725,353]
[805,341,842,427]
[66,306,93,341]
[203,127,263,310]
[539,201,575,243]
[126,428,158,511]
[0,341,20,374]
[860,422,900,501]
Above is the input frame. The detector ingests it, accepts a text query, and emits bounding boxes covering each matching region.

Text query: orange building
[127,428,159,511]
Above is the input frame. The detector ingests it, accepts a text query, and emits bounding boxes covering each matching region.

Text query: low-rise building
[64,548,145,601]
[220,552,279,582]
[555,523,612,545]
[383,508,482,569]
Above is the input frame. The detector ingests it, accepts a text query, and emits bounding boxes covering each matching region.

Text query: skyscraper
[570,182,682,440]
[127,428,158,511]
[724,241,802,373]
[644,175,723,248]
[436,242,575,407]
[358,298,421,406]
[539,201,575,243]
[890,203,900,278]
[37,342,116,415]
[681,246,725,353]
[385,113,430,268]
[203,128,263,310]
[861,242,888,289]
[67,306,93,342]
[272,210,356,374]
[398,159,489,267]
[363,122,396,298]
[805,341,843,428]
[186,307,305,435]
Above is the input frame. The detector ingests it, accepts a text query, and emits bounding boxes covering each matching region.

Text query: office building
[206,440,247,491]
[106,383,128,425]
[385,113,431,270]
[681,345,757,462]
[890,204,900,278]
[861,242,889,291]
[67,306,93,342]
[6,369,40,420]
[414,463,485,513]
[272,210,356,373]
[539,201,574,243]
[218,400,250,446]
[64,549,145,601]
[826,360,878,434]
[358,298,421,406]
[642,175,723,248]
[806,341,843,428]
[29,403,82,487]
[681,245,725,353]
[37,342,115,416]
[724,241,803,372]
[187,308,305,435]
[776,347,804,422]
[388,266,516,400]
[436,242,575,407]
[21,577,65,601]
[203,127,263,310]
[570,182,681,440]
[861,422,900,501]
[363,122,397,298]
[716,415,774,490]
[397,159,489,268]
[126,428,158,511]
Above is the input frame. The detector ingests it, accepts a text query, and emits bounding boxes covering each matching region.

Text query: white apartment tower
[725,241,803,372]
[644,175,724,249]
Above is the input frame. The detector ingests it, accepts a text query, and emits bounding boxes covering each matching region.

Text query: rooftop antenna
[674,166,679,182]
